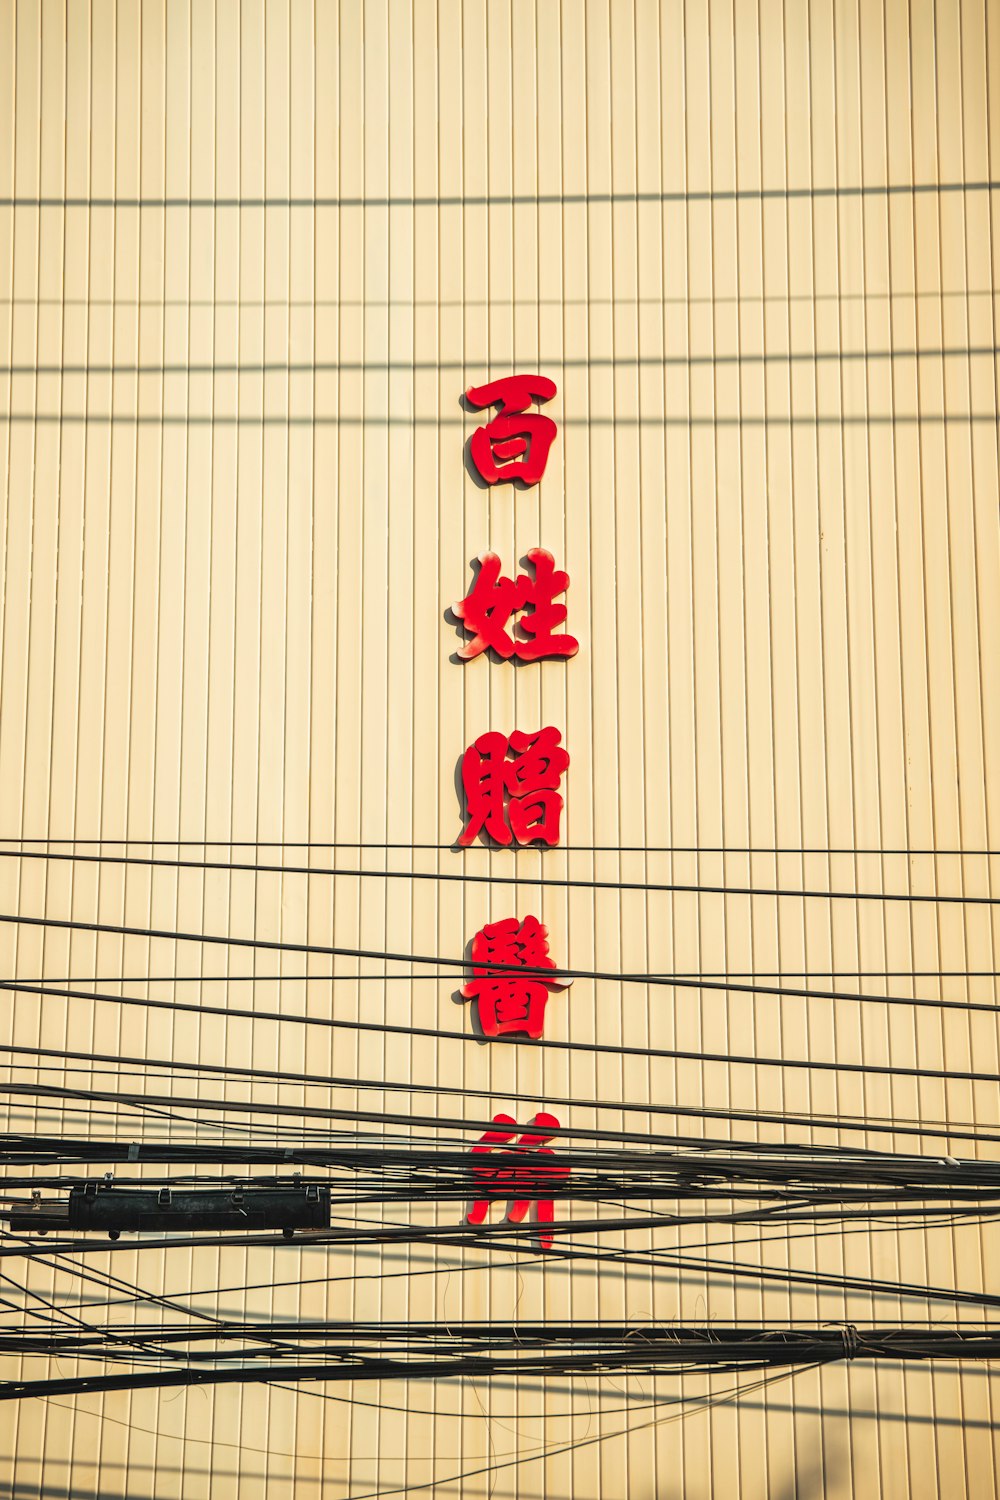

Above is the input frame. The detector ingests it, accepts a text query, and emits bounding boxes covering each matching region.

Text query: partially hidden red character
[453,549,579,663]
[462,914,571,1039]
[467,1111,568,1250]
[466,374,558,486]
[459,726,568,847]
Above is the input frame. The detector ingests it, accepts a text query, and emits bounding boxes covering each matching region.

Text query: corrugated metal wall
[1,0,999,1494]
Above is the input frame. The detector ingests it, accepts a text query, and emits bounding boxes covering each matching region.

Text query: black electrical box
[10,1183,331,1236]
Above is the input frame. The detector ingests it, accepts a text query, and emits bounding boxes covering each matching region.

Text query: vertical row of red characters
[457,376,572,1250]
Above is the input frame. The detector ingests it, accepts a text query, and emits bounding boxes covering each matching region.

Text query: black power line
[1,916,997,1016]
[1,1018,996,1091]
[6,1221,993,1313]
[5,1067,1000,1162]
[4,1042,997,1149]
[4,837,997,854]
[28,970,1000,981]
[7,1221,991,1333]
[5,1078,966,1151]
[0,845,995,904]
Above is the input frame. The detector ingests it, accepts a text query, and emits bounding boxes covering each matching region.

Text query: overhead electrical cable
[264,1368,819,1500]
[8,1192,997,1313]
[0,918,996,1016]
[36,969,1000,981]
[4,1064,998,1150]
[6,1146,997,1205]
[0,844,994,905]
[1,1125,988,1169]
[8,1090,994,1154]
[3,1204,999,1268]
[8,1225,992,1315]
[17,1258,987,1327]
[6,1319,999,1360]
[0,1027,995,1091]
[18,1384,725,1496]
[4,837,995,854]
[4,979,1000,1082]
[5,1076,1000,1159]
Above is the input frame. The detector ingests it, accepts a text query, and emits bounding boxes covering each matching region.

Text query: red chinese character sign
[459,726,568,846]
[467,1112,568,1250]
[466,374,557,486]
[453,549,579,663]
[448,377,575,1259]
[462,915,570,1039]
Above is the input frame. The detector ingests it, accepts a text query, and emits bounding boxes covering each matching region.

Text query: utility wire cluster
[2,1327,999,1402]
[0,841,997,1409]
[5,1141,999,1215]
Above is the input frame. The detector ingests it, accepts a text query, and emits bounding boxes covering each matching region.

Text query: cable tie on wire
[840,1324,859,1360]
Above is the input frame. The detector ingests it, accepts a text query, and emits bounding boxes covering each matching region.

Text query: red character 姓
[459,726,568,847]
[466,374,558,486]
[467,1112,568,1250]
[453,549,579,663]
[462,914,570,1039]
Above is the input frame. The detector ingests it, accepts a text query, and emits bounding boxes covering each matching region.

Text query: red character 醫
[453,548,579,663]
[466,374,558,486]
[462,914,570,1039]
[467,1112,568,1250]
[459,726,568,847]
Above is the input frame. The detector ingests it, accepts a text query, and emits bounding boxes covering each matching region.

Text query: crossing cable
[0,1010,996,1089]
[0,1234,979,1334]
[4,1217,1000,1311]
[0,845,995,904]
[5,1108,996,1167]
[9,1050,1000,1164]
[14,1240,992,1328]
[1,916,998,1016]
[6,1030,996,1150]
[8,1194,998,1314]
[3,1077,973,1149]
[6,1222,996,1317]
[24,969,1000,982]
[7,1079,911,1150]
[4,1060,999,1149]
[32,969,1000,981]
[3,1066,1000,1153]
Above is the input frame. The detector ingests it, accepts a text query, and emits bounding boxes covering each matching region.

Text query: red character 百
[459,726,568,847]
[453,549,579,663]
[462,915,570,1039]
[467,1112,568,1250]
[466,374,558,486]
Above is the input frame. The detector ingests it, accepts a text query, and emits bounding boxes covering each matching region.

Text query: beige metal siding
[0,0,999,1494]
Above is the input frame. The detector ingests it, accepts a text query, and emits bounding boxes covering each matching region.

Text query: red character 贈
[453,549,579,663]
[459,726,568,847]
[467,1112,568,1250]
[462,914,570,1039]
[466,374,558,486]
